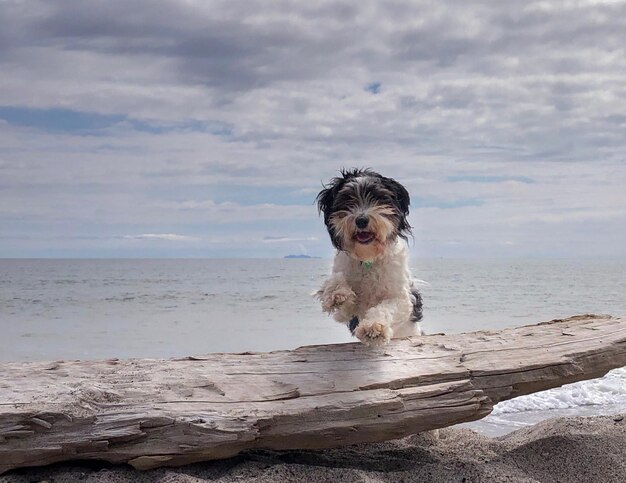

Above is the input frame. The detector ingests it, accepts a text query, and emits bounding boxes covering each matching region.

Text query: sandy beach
[2,413,624,483]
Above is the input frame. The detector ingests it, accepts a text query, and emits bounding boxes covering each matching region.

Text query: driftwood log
[1,314,625,474]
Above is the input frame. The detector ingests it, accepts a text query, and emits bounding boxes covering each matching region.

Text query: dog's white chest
[332,240,410,316]
[346,262,393,309]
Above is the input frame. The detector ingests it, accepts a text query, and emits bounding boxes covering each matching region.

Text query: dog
[315,168,423,346]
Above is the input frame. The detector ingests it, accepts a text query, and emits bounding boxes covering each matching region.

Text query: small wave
[492,367,626,414]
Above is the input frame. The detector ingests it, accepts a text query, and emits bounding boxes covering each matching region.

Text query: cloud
[1,1,625,257]
[262,236,318,243]
[123,233,199,242]
[447,175,536,184]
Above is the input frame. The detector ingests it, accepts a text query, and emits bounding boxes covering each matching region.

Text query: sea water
[1,258,625,435]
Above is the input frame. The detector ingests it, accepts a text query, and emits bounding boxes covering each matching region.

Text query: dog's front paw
[355,322,392,346]
[321,288,356,314]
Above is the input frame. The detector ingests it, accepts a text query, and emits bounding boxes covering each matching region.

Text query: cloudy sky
[1,0,625,258]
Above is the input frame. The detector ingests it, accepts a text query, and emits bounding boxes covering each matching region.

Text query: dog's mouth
[354,231,375,244]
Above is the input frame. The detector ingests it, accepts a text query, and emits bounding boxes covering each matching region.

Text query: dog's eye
[331,209,349,218]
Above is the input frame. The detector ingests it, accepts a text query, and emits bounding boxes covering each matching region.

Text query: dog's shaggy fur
[315,168,423,346]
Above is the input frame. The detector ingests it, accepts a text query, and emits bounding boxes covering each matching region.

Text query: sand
[2,413,624,483]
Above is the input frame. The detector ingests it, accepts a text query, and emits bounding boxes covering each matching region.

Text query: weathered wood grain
[1,314,625,473]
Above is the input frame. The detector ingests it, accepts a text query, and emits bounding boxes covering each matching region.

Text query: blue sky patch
[0,106,124,133]
[129,119,233,136]
[366,82,381,94]
[0,105,233,137]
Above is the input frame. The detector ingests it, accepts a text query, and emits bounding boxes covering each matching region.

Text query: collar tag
[362,260,373,270]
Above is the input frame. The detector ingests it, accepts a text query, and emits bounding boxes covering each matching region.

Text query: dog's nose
[355,215,369,229]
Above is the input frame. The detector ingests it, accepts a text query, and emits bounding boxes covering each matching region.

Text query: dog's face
[316,168,411,261]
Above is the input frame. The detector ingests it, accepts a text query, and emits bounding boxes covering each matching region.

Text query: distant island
[284,254,321,259]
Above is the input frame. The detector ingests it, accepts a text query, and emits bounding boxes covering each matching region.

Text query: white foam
[492,367,626,414]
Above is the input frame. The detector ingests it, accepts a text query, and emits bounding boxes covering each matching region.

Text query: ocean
[1,257,625,435]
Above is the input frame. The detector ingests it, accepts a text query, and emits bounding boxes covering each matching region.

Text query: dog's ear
[315,176,342,224]
[315,175,346,249]
[381,176,412,240]
[381,176,410,215]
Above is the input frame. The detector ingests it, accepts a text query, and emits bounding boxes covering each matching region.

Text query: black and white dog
[315,168,423,346]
